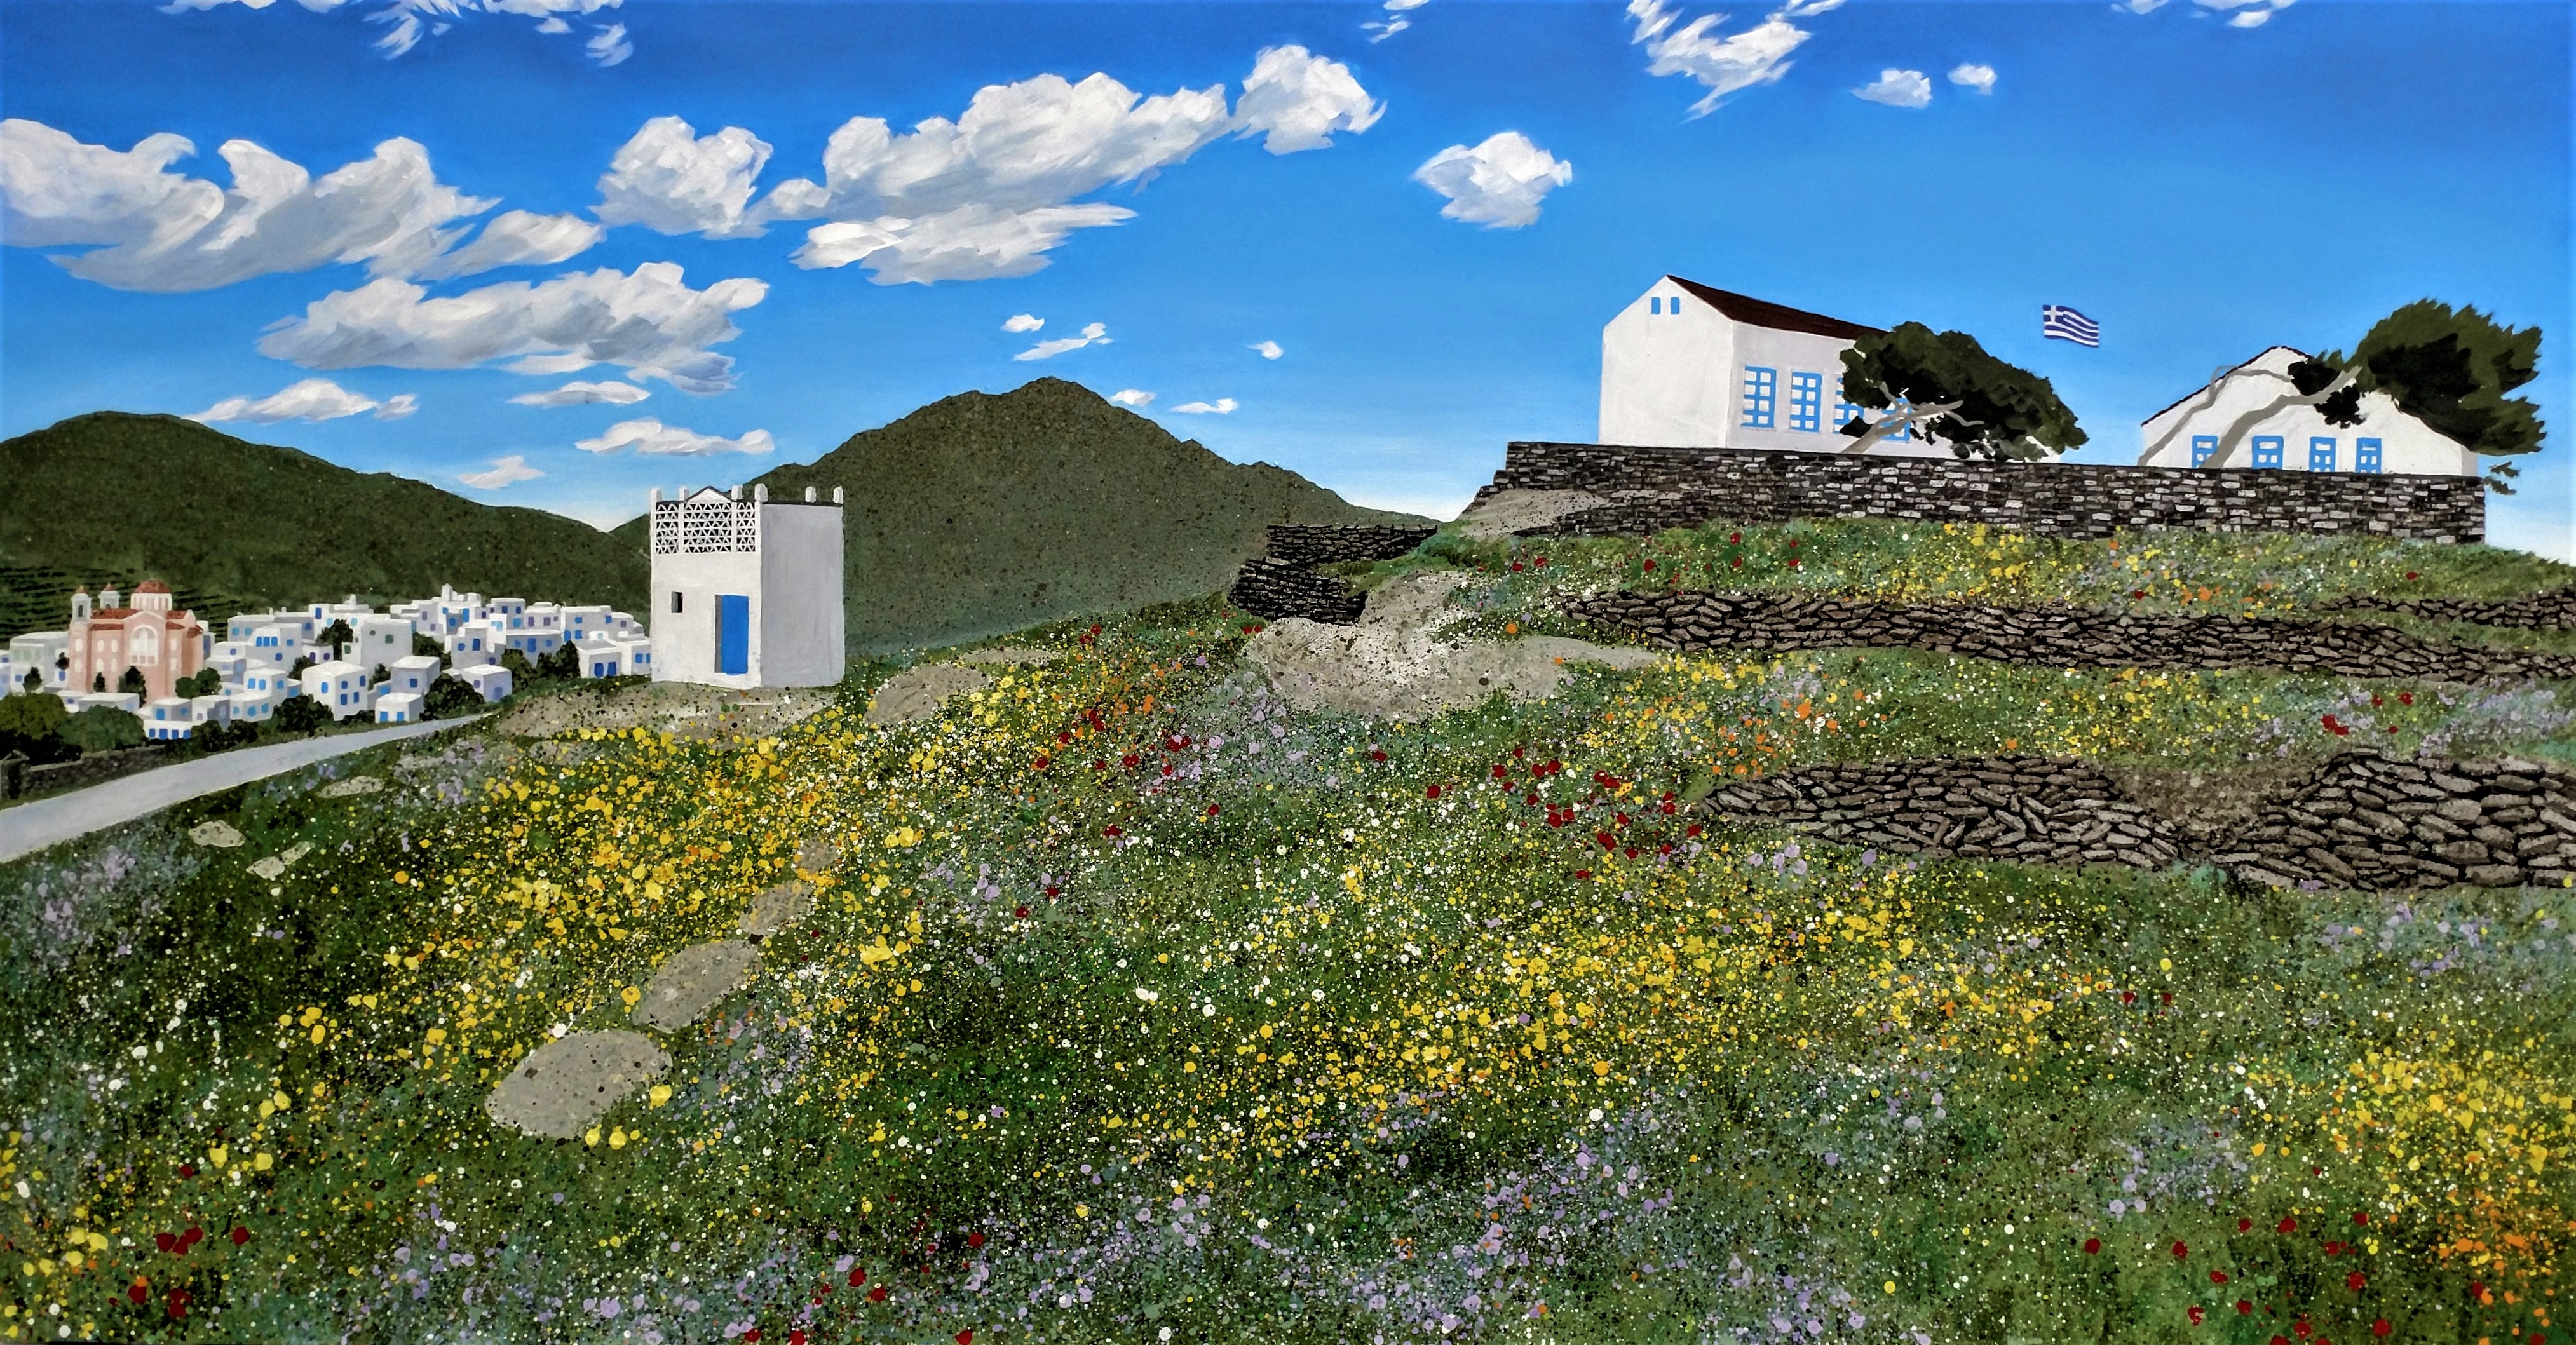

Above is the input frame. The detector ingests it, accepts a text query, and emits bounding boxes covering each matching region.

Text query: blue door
[717,595,750,675]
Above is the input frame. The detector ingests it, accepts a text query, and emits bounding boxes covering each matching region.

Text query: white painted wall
[2139,346,2476,475]
[1599,280,1944,456]
[649,489,844,689]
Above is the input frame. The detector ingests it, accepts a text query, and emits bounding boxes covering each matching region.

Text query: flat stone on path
[864,664,991,726]
[189,820,244,848]
[631,940,762,1030]
[738,882,812,939]
[958,645,1059,666]
[795,838,839,872]
[319,775,385,797]
[485,1031,670,1139]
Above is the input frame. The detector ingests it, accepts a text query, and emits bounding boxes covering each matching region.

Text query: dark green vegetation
[1837,322,2087,459]
[607,377,1427,652]
[0,412,648,637]
[2294,299,2545,490]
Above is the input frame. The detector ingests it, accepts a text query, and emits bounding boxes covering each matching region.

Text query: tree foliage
[412,632,447,661]
[1838,323,2087,461]
[273,694,331,735]
[118,666,147,696]
[58,706,144,754]
[322,619,354,658]
[0,691,69,743]
[2289,299,2544,492]
[424,674,485,720]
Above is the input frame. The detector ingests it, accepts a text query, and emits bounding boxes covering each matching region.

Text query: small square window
[2356,438,2383,472]
[2251,435,2283,469]
[2191,435,2219,468]
[670,591,685,614]
[1649,297,1662,314]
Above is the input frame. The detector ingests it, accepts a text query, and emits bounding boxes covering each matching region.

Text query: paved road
[0,717,473,865]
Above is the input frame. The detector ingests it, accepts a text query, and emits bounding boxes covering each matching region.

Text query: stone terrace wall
[1477,442,2486,544]
[1698,749,2576,892]
[2321,586,2576,631]
[1228,559,1364,624]
[1264,525,1438,569]
[1704,755,2185,870]
[1561,590,2576,684]
[2214,752,2576,890]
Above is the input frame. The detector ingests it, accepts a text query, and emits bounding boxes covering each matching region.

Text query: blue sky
[3,0,2568,557]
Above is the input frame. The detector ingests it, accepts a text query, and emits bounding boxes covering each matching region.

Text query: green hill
[0,412,647,637]
[610,377,1430,652]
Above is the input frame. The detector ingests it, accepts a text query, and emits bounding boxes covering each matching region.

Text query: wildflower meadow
[4,520,2573,1344]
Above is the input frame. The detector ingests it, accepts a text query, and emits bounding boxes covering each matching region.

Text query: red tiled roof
[1667,276,1882,341]
[135,579,171,593]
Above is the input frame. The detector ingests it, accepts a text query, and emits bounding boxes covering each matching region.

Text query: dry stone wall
[1698,750,2576,893]
[1229,527,1433,624]
[1561,589,2576,684]
[2320,587,2576,630]
[1263,524,1439,569]
[1477,441,2486,544]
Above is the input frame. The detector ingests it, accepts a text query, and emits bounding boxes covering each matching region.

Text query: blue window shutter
[2252,436,2283,469]
[2356,438,2383,472]
[2308,437,2336,471]
[2190,435,2219,467]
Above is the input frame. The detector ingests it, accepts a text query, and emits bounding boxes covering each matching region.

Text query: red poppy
[1427,785,1441,799]
[1091,759,1107,771]
[742,1331,760,1342]
[2352,1212,2369,1226]
[1732,557,1744,569]
[2326,1241,2345,1256]
[2173,1241,2189,1259]
[2371,1322,2389,1338]
[2162,992,2174,1005]
[2122,991,2137,1004]
[959,1333,975,1345]
[1596,832,1617,849]
[156,1232,176,1254]
[2278,1217,2297,1234]
[791,1332,808,1345]
[1511,562,1524,572]
[2240,1218,2254,1233]
[1535,557,1548,567]
[2296,1320,2314,1337]
[128,1279,149,1305]
[1371,750,1388,762]
[1685,824,1702,837]
[1205,804,1219,817]
[1643,560,1657,571]
[2274,1337,2290,1345]
[2212,1271,2230,1285]
[869,1285,888,1302]
[1573,869,1591,880]
[2398,692,2413,705]
[1045,886,1060,897]
[1730,532,1742,543]
[2404,571,2418,580]
[166,1288,189,1320]
[1122,754,1140,768]
[1102,825,1123,838]
[968,1233,984,1249]
[230,1226,248,1246]
[2321,714,2352,737]
[2190,1306,2207,1326]
[2131,590,2147,600]
[1788,558,1801,569]
[2371,695,2382,707]
[1033,755,1052,769]
[2083,1237,2101,1254]
[849,1268,867,1287]
[2240,1301,2254,1315]
[2348,1272,2367,1291]
[1014,905,1030,919]
[1525,793,1540,805]
[177,1164,195,1178]
[182,1227,203,1248]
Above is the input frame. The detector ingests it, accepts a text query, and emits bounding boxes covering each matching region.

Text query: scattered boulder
[864,664,993,726]
[188,820,244,848]
[319,776,384,798]
[794,837,840,872]
[485,1031,670,1139]
[1247,571,1658,720]
[630,940,762,1031]
[738,882,813,940]
[248,841,313,882]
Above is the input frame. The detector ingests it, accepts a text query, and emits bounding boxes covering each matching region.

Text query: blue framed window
[1787,372,1824,433]
[2252,435,2283,469]
[2190,434,2219,467]
[1833,375,1862,435]
[2308,436,2336,471]
[2356,437,2383,473]
[1648,297,1661,314]
[1740,366,1777,429]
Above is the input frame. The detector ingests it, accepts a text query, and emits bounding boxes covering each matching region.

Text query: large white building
[2137,346,2477,476]
[648,484,845,689]
[1600,276,1942,457]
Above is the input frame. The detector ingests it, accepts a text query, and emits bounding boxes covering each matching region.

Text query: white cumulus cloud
[745,46,1378,284]
[190,376,414,424]
[1627,0,1812,116]
[1948,62,1996,93]
[1003,313,1045,332]
[1251,340,1284,360]
[596,117,774,237]
[1413,132,1573,229]
[415,208,603,279]
[1170,398,1237,414]
[1854,69,1934,108]
[509,379,651,407]
[575,417,773,456]
[257,261,768,394]
[459,454,543,489]
[0,118,499,292]
[1014,321,1109,361]
[1109,388,1155,407]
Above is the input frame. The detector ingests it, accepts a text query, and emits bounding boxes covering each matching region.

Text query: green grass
[1,540,2570,1345]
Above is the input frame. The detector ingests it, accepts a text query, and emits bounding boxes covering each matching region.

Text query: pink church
[68,581,209,702]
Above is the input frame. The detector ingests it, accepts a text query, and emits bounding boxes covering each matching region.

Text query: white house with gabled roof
[2137,345,2477,476]
[1601,276,1946,457]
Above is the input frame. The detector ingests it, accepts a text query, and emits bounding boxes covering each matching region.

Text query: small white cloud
[190,377,410,424]
[258,262,767,394]
[1627,0,1812,117]
[1948,63,1996,93]
[1854,69,1934,108]
[2199,0,2295,24]
[414,208,603,280]
[585,21,630,65]
[1003,313,1045,333]
[1109,388,1155,407]
[1170,398,1237,414]
[596,117,774,238]
[459,454,543,489]
[1413,132,1574,229]
[509,379,651,407]
[1776,0,1844,14]
[575,417,773,456]
[1251,340,1284,360]
[1363,18,1410,41]
[534,15,571,34]
[1234,46,1385,153]
[2112,0,2168,12]
[1014,321,1109,361]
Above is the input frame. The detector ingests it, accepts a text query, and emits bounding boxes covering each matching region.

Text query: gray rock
[632,940,762,1031]
[2466,863,2528,888]
[189,820,244,848]
[485,1031,669,1139]
[738,882,813,940]
[2436,797,2484,823]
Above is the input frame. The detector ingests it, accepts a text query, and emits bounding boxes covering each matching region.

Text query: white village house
[2137,346,2478,476]
[1599,276,1944,457]
[649,484,845,689]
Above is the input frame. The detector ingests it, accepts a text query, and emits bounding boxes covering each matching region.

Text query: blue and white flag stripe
[2042,304,2100,347]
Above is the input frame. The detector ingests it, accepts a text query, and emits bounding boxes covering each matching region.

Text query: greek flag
[2042,304,2100,347]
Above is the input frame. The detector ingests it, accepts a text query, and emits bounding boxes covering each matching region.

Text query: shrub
[57,705,144,754]
[424,674,485,720]
[273,694,331,735]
